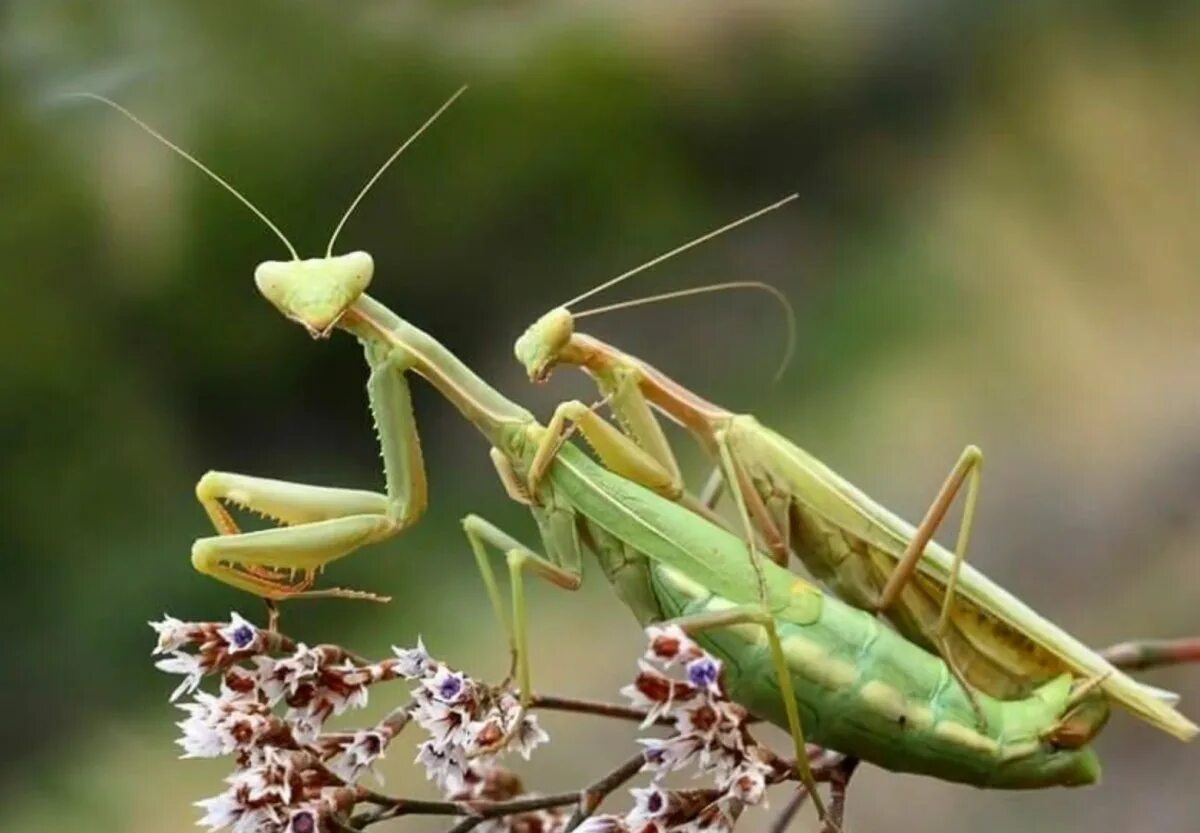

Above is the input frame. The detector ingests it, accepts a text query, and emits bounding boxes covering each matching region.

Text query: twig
[532,694,669,725]
[350,789,582,830]
[566,752,648,831]
[342,750,649,832]
[379,698,416,736]
[766,787,810,833]
[1102,637,1200,672]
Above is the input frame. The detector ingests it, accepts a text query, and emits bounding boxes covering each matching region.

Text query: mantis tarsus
[78,92,1178,821]
[512,198,1198,743]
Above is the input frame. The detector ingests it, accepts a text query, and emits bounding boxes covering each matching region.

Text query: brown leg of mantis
[875,444,985,726]
[820,757,859,833]
[666,604,834,830]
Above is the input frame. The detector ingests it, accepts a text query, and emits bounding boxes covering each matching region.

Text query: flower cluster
[152,614,556,833]
[392,640,562,833]
[583,626,789,833]
[394,639,549,793]
[152,612,416,832]
[152,612,270,701]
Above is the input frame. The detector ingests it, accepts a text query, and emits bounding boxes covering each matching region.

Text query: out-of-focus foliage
[1,2,1197,832]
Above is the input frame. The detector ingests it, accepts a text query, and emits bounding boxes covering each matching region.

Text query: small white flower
[620,661,699,727]
[639,734,705,777]
[256,645,323,704]
[284,704,327,746]
[156,651,206,701]
[573,816,629,833]
[424,666,469,705]
[415,738,469,792]
[628,786,670,822]
[228,757,294,806]
[724,763,768,805]
[150,614,201,655]
[509,713,549,760]
[194,789,242,831]
[644,625,704,667]
[330,729,388,783]
[392,638,431,678]
[411,696,471,749]
[176,690,275,758]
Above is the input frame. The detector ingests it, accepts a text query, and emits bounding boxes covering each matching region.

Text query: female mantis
[79,93,1167,820]
[511,201,1199,742]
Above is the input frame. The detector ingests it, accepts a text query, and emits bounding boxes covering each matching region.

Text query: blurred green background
[1,2,1198,831]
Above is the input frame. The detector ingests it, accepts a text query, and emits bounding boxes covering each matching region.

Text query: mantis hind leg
[874,444,986,726]
[664,604,834,830]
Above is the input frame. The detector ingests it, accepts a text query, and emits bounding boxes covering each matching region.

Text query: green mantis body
[83,94,1121,802]
[514,288,1198,742]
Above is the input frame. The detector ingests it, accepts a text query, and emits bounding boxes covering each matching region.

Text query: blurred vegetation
[1,2,1198,832]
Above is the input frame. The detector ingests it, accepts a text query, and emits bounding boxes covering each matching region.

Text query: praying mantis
[511,200,1199,743]
[76,91,1181,821]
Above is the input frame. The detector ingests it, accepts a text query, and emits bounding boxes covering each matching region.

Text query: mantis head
[255,252,374,338]
[515,306,573,383]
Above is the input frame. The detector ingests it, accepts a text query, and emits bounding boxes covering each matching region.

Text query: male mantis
[512,200,1199,742]
[81,93,1121,821]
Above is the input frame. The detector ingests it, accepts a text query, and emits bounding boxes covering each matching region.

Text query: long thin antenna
[326,85,468,256]
[561,193,799,309]
[575,281,798,382]
[70,92,300,260]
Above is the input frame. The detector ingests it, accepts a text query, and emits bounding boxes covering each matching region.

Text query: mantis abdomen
[650,563,1104,789]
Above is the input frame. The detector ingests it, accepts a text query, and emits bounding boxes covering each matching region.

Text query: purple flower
[288,808,317,833]
[686,657,720,691]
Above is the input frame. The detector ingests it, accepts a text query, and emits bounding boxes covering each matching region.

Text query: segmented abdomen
[647,561,1100,789]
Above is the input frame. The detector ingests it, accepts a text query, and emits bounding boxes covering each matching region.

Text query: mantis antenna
[325,85,468,257]
[69,92,301,261]
[560,193,800,309]
[574,280,797,382]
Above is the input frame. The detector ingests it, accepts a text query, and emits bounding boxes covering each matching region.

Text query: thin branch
[767,787,810,833]
[566,752,649,831]
[1102,637,1200,672]
[350,790,582,830]
[532,694,669,725]
[379,698,416,736]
